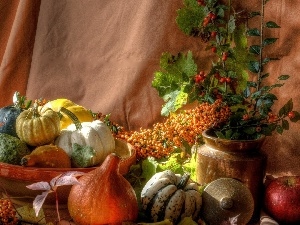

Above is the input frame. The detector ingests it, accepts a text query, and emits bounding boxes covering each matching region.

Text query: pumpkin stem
[31,102,41,118]
[59,107,83,130]
[177,173,190,189]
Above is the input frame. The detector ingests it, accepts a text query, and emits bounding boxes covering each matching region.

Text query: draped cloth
[1,0,300,191]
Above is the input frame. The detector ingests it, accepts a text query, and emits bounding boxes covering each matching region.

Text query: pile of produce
[2,93,297,225]
[0,92,211,224]
[0,92,115,168]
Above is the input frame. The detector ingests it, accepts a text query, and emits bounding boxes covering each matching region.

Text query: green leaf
[248,61,261,73]
[157,153,185,174]
[231,132,241,140]
[228,15,236,34]
[279,99,293,116]
[278,75,290,80]
[263,58,271,64]
[265,0,271,4]
[262,124,276,136]
[261,73,270,79]
[176,0,206,35]
[282,119,289,130]
[247,81,257,88]
[263,38,278,46]
[215,131,226,139]
[247,28,260,36]
[266,21,281,28]
[270,83,284,89]
[225,129,233,139]
[243,87,251,98]
[243,126,257,135]
[141,157,158,181]
[249,45,261,55]
[16,205,46,224]
[182,152,197,181]
[252,90,262,99]
[161,90,188,116]
[260,85,271,92]
[71,143,97,168]
[153,51,198,116]
[233,23,248,49]
[249,11,261,18]
[263,93,278,101]
[276,125,284,134]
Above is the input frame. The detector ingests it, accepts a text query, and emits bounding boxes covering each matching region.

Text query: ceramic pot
[196,129,267,223]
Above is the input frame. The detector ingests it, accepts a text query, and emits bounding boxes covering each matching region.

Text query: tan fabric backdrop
[1,0,300,176]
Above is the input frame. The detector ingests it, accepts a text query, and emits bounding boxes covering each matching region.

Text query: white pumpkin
[55,120,115,167]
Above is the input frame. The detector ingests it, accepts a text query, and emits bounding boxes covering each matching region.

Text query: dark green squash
[0,92,31,138]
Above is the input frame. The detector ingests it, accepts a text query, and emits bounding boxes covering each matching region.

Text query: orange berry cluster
[113,100,231,160]
[0,198,18,225]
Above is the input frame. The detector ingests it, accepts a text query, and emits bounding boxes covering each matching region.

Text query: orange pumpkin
[68,153,138,225]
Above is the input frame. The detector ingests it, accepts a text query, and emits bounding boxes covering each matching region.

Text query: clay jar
[196,129,267,223]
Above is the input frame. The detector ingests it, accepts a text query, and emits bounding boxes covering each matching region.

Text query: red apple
[264,176,300,224]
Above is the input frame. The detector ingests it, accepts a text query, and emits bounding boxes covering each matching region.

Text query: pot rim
[202,129,266,152]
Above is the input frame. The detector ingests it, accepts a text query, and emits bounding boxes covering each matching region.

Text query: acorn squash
[55,107,115,167]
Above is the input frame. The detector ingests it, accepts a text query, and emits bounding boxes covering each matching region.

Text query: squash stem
[32,102,40,118]
[177,173,190,189]
[59,107,83,130]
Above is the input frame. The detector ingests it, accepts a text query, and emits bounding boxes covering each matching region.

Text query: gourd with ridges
[16,102,60,146]
[141,170,202,223]
[55,107,115,167]
[0,133,30,165]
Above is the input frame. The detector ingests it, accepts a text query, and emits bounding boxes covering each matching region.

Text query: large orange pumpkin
[68,153,138,225]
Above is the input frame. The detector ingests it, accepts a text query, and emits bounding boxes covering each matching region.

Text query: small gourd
[68,153,138,225]
[55,107,115,167]
[21,144,71,168]
[16,102,60,146]
[0,92,31,137]
[0,133,30,165]
[43,98,94,129]
[141,170,202,223]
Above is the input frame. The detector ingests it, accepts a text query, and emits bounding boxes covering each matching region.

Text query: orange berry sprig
[0,198,18,225]
[100,100,231,160]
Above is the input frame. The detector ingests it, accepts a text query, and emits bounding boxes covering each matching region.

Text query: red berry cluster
[0,198,18,225]
[210,31,217,38]
[202,12,217,27]
[222,52,229,61]
[214,72,232,84]
[267,112,278,123]
[194,71,206,83]
[211,46,217,53]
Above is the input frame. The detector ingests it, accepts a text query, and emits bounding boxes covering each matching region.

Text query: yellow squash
[43,98,94,129]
